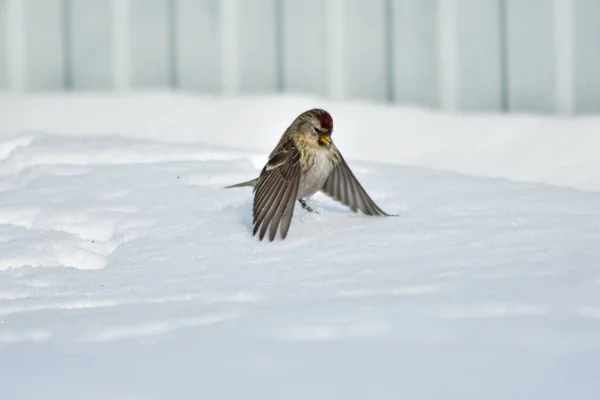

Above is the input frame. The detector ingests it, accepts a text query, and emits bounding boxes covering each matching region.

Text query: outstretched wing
[253,138,301,241]
[321,149,391,216]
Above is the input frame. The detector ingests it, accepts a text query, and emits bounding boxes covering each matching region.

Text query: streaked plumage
[226,108,392,241]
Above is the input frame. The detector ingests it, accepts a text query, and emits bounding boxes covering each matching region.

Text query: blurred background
[0,0,599,114]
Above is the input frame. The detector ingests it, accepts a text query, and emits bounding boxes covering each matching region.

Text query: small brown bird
[226,108,392,241]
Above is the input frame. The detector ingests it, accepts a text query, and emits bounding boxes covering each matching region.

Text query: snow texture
[0,94,599,399]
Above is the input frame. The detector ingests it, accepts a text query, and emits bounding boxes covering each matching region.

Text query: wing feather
[268,171,298,241]
[252,138,301,240]
[321,150,391,216]
[253,171,282,223]
[253,175,285,235]
[278,175,300,240]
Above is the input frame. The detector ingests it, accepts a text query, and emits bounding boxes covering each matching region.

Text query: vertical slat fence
[0,0,599,114]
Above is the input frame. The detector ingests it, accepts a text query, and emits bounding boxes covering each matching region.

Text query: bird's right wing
[321,149,391,216]
[252,138,301,241]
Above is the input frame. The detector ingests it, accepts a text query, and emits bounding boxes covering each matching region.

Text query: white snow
[2,92,600,192]
[0,93,600,399]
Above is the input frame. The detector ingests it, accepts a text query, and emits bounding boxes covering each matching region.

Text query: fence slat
[68,0,112,89]
[280,0,327,96]
[23,0,65,90]
[325,0,345,98]
[237,0,278,92]
[573,0,600,114]
[1,0,598,115]
[437,0,458,111]
[174,0,220,92]
[5,0,25,92]
[110,0,131,90]
[130,0,171,88]
[505,0,556,113]
[0,0,6,89]
[554,0,574,114]
[390,0,439,108]
[455,0,502,111]
[343,0,389,101]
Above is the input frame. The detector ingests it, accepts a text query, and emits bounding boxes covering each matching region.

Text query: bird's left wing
[252,138,301,241]
[321,149,391,216]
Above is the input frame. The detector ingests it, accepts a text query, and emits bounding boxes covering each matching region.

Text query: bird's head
[294,108,334,147]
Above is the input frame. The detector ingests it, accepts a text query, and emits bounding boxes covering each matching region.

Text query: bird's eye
[313,126,321,134]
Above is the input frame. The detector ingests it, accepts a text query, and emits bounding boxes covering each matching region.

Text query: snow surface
[0,93,600,399]
[2,92,600,192]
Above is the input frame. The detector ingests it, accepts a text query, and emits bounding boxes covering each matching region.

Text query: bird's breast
[297,150,334,199]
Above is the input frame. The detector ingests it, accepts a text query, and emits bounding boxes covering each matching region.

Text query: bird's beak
[319,134,332,147]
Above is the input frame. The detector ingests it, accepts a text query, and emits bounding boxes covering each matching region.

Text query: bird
[226,108,392,241]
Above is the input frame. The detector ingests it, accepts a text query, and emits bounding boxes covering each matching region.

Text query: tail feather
[224,177,259,189]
